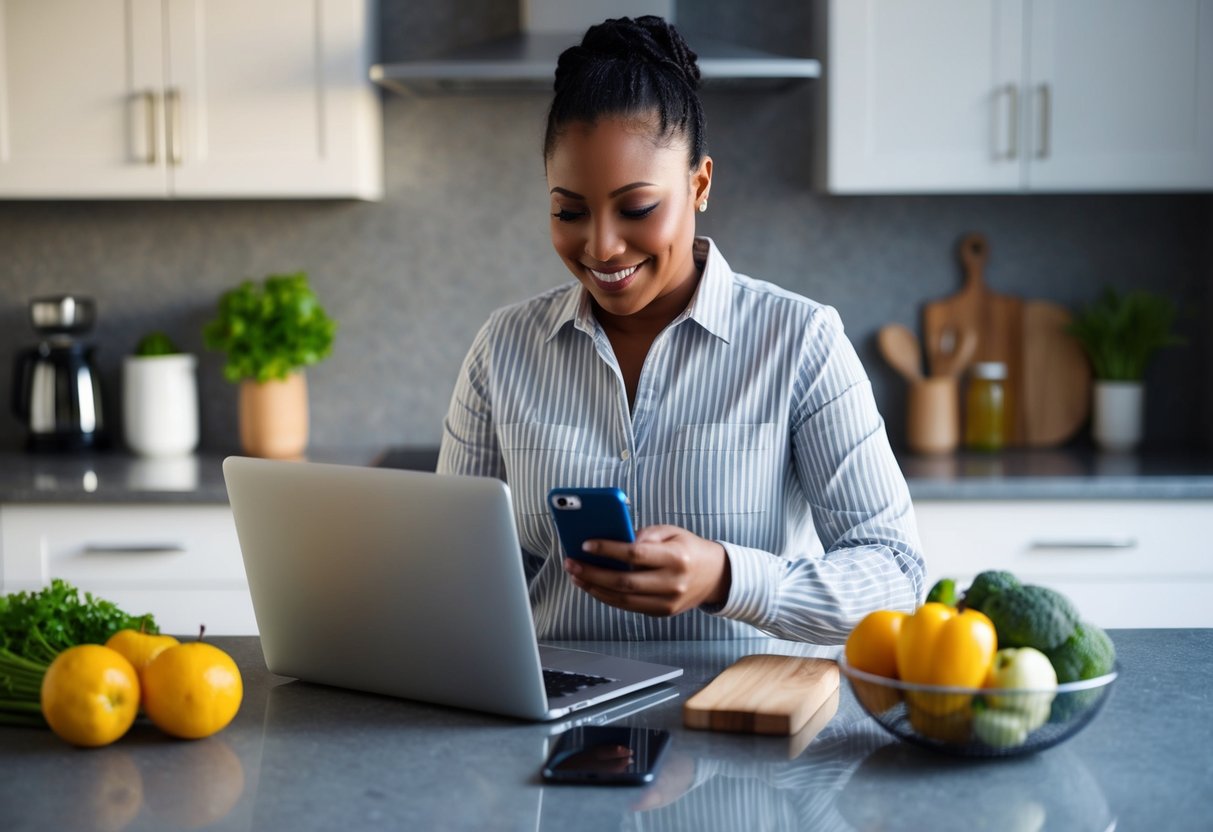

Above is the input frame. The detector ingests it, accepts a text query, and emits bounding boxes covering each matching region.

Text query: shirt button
[620,449,631,461]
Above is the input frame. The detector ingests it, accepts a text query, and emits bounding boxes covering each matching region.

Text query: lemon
[105,629,180,678]
[141,642,243,740]
[41,645,141,748]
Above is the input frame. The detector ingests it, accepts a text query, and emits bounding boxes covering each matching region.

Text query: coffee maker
[11,296,108,451]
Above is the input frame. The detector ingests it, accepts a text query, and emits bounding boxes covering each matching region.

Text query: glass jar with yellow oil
[964,362,1008,451]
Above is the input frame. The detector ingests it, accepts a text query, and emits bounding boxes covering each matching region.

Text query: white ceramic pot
[122,354,200,457]
[1092,380,1143,452]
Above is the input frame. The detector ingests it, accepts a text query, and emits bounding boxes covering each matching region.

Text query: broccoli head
[960,570,1021,613]
[983,584,1079,652]
[1046,621,1116,683]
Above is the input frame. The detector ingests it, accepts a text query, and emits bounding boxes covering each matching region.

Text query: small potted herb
[1067,288,1185,451]
[203,272,336,458]
[122,331,199,457]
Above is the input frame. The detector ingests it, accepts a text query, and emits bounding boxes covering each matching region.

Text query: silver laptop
[222,456,683,721]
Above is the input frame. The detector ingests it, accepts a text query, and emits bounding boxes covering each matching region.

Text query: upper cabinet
[815,0,1213,193]
[0,0,382,200]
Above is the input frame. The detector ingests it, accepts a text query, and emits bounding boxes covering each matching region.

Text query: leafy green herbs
[202,271,336,383]
[0,579,159,728]
[1066,288,1185,381]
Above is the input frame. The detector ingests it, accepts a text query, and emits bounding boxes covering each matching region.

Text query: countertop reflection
[2,630,1207,831]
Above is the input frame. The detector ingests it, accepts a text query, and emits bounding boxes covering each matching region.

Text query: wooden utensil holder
[907,377,959,454]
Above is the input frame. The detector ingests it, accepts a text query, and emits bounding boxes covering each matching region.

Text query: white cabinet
[0,503,258,636]
[0,0,382,199]
[914,499,1213,628]
[816,0,1213,193]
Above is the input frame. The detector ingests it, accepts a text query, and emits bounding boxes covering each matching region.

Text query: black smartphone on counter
[541,725,671,785]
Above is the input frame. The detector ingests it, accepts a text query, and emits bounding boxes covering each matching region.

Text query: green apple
[985,647,1058,730]
[973,707,1032,748]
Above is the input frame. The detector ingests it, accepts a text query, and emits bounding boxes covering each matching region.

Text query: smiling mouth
[584,261,646,284]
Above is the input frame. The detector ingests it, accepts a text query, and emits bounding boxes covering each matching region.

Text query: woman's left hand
[564,524,732,616]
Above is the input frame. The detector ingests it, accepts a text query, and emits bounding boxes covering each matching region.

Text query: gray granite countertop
[2,446,1212,504]
[0,448,387,503]
[899,447,1213,500]
[1,630,1208,831]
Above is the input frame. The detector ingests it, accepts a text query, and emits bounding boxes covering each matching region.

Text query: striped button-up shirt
[437,237,924,642]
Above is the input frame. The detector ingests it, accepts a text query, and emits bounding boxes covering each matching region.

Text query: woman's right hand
[565,524,732,616]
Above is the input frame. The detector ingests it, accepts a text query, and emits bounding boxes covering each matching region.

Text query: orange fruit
[845,609,907,678]
[40,644,141,747]
[909,701,973,744]
[141,642,243,740]
[105,629,180,679]
[851,677,903,715]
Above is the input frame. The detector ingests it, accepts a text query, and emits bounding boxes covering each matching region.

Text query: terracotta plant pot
[239,372,309,459]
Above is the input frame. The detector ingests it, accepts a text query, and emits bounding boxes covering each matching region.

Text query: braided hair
[543,16,707,169]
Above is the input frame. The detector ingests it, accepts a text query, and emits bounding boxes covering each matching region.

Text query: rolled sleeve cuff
[704,542,783,629]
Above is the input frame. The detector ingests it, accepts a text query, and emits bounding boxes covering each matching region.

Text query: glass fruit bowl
[837,655,1118,757]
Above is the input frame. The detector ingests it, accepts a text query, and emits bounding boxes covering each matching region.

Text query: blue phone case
[547,487,635,572]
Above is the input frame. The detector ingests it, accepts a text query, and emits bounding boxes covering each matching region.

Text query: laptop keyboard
[543,668,616,698]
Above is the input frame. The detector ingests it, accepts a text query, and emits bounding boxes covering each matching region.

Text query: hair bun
[546,14,708,168]
[577,15,700,91]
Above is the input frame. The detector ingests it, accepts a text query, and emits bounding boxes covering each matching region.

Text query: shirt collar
[679,237,733,344]
[544,236,734,344]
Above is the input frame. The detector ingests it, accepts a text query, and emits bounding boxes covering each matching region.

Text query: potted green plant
[122,331,199,458]
[1067,288,1185,452]
[203,272,336,459]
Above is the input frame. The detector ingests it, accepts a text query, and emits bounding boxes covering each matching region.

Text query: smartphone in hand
[547,487,635,572]
[541,725,672,785]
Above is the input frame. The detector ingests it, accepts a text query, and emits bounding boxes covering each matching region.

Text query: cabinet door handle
[165,87,183,166]
[142,90,159,165]
[995,84,1019,160]
[83,544,187,555]
[1036,83,1051,159]
[1027,538,1137,551]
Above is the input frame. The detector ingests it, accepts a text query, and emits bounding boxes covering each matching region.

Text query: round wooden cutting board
[1021,300,1092,446]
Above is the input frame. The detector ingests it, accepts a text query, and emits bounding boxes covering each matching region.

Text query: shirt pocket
[666,422,777,516]
[499,422,587,516]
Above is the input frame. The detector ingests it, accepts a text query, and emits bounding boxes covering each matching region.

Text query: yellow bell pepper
[896,602,998,716]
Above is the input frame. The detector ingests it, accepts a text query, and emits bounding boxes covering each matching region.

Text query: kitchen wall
[1,0,1210,455]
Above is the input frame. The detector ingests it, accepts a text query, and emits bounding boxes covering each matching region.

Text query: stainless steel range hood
[371,1,820,95]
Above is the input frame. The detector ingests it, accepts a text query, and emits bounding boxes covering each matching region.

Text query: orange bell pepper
[896,602,998,716]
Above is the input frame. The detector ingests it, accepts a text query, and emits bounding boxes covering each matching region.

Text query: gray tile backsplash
[1,2,1210,455]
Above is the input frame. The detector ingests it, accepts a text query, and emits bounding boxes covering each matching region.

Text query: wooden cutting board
[923,232,1026,444]
[683,655,840,736]
[1022,300,1092,446]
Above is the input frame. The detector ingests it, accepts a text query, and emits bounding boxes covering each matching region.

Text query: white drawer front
[914,500,1213,628]
[915,500,1212,581]
[0,504,246,591]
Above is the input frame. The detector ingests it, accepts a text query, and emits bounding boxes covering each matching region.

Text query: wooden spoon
[935,327,978,378]
[878,324,924,383]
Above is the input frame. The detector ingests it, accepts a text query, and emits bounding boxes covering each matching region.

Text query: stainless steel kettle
[11,296,108,451]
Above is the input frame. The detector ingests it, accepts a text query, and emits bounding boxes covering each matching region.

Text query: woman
[437,16,923,643]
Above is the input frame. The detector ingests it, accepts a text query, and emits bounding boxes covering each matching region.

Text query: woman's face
[545,116,711,323]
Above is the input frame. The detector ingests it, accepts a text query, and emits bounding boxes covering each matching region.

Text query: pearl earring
[698,200,708,213]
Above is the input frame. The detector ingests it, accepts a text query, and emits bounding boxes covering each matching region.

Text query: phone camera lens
[556,497,567,507]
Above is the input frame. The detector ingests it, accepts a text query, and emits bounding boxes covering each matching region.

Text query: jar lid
[971,361,1008,380]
